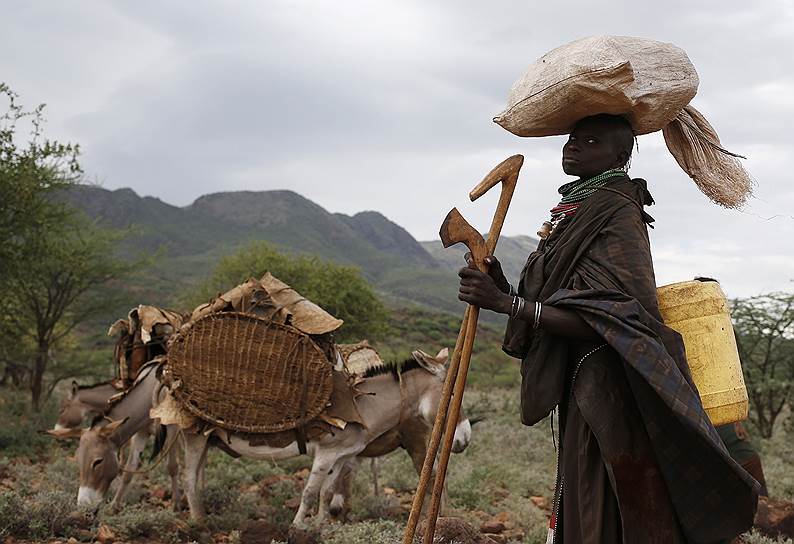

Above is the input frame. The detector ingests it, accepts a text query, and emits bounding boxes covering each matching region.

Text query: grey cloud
[1,0,792,296]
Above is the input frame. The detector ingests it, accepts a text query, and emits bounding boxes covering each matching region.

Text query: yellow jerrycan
[656,279,749,426]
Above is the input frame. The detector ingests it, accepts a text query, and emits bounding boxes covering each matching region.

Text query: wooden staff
[402,155,523,544]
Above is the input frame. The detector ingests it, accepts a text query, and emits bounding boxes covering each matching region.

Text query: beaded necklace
[538,168,626,239]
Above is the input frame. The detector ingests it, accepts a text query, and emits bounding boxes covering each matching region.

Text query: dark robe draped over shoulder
[503,176,759,543]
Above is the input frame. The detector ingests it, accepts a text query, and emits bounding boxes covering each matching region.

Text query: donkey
[65,349,470,526]
[325,349,471,518]
[49,362,182,512]
[175,348,470,526]
[54,380,119,430]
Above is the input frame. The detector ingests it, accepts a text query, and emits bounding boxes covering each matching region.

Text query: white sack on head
[662,105,752,208]
[494,35,699,137]
[495,35,753,208]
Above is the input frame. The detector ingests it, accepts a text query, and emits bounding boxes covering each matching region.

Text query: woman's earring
[622,156,632,173]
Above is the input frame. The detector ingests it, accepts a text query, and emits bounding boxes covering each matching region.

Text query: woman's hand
[458,261,513,315]
[463,254,511,294]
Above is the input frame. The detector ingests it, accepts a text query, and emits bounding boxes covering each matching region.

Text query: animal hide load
[494,35,752,208]
[108,305,187,385]
[337,340,384,375]
[190,272,343,336]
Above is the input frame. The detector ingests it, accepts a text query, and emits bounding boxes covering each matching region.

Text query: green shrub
[321,519,404,544]
[102,503,180,542]
[349,494,401,522]
[0,392,59,457]
[0,488,77,540]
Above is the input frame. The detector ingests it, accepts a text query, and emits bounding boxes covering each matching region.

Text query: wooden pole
[423,303,481,542]
[401,308,469,543]
[403,155,523,544]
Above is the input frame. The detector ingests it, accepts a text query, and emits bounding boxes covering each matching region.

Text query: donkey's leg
[166,427,182,512]
[317,454,357,522]
[294,449,339,526]
[328,457,357,519]
[182,432,209,521]
[371,457,380,496]
[403,428,447,514]
[110,430,149,511]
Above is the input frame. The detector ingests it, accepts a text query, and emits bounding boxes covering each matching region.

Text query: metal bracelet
[533,301,543,329]
[510,295,524,319]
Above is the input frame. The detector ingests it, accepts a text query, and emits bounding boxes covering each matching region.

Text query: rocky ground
[1,389,792,543]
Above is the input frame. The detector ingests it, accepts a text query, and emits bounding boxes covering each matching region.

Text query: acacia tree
[732,291,794,438]
[185,241,389,342]
[0,84,130,409]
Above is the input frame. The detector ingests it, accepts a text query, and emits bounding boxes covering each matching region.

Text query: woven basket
[166,312,333,433]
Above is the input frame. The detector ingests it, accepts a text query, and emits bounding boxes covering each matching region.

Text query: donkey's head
[407,348,472,453]
[74,417,128,506]
[54,381,85,430]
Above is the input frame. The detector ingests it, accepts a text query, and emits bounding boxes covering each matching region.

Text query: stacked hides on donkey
[494,35,752,208]
[108,305,187,386]
[158,273,364,450]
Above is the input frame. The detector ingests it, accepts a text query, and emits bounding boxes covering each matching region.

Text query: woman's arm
[458,266,600,341]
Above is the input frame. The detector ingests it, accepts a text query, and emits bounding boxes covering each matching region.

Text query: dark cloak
[503,175,759,543]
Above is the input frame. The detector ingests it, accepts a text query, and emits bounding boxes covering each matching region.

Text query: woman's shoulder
[606,177,655,206]
[594,176,656,225]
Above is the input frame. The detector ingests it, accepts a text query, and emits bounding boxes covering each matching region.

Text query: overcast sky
[2,1,792,297]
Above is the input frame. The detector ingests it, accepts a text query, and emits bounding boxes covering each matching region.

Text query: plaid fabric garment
[504,176,758,543]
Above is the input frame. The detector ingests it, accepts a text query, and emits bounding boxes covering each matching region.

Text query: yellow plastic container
[656,279,748,426]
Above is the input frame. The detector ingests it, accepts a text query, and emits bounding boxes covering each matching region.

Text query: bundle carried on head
[494,35,751,208]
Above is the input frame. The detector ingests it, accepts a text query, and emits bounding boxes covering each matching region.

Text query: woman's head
[562,114,634,178]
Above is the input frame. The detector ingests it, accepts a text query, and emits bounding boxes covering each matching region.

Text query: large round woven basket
[166,312,333,433]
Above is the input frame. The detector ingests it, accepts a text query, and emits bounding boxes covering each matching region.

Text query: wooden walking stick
[402,155,523,544]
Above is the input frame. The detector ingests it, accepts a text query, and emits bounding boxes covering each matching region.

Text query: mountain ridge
[64,185,537,316]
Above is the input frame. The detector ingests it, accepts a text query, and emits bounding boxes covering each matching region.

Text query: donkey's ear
[99,417,129,438]
[68,380,79,400]
[434,348,449,364]
[46,427,84,439]
[411,350,445,376]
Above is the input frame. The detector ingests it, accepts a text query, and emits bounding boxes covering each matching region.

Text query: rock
[480,520,506,534]
[504,529,526,542]
[492,512,515,530]
[96,525,115,544]
[64,511,93,530]
[284,497,302,510]
[492,487,510,499]
[383,486,396,495]
[755,496,794,539]
[67,539,79,544]
[294,468,310,479]
[287,526,318,544]
[530,495,549,510]
[493,511,511,522]
[151,486,168,500]
[417,517,498,544]
[239,519,288,544]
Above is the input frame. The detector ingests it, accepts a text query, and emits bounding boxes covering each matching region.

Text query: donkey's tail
[151,424,167,462]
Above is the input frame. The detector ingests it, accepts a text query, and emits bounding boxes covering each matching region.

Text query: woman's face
[562,118,626,178]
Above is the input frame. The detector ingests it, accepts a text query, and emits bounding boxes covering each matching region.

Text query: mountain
[64,185,534,317]
[421,234,539,284]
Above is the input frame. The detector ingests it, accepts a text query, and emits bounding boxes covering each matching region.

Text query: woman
[458,114,759,543]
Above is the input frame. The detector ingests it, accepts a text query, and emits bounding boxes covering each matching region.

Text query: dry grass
[0,388,791,543]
